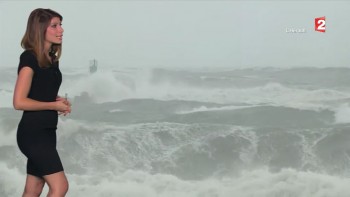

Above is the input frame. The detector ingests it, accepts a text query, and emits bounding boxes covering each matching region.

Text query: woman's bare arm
[13,67,68,112]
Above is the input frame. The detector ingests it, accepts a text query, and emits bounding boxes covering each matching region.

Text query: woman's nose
[59,25,64,33]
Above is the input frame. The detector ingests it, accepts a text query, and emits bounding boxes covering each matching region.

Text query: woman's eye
[50,23,62,28]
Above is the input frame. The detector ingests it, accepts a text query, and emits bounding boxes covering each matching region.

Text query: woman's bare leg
[22,174,45,197]
[43,171,68,197]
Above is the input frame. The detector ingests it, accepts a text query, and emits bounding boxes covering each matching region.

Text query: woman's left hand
[56,95,72,115]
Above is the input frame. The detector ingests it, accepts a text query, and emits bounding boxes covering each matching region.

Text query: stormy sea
[1,65,350,197]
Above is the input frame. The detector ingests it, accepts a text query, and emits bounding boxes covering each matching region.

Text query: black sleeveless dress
[16,50,64,177]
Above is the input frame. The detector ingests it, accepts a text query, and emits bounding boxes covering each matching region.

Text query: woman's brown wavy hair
[21,8,63,68]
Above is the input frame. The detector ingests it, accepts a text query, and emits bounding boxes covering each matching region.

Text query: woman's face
[45,17,64,46]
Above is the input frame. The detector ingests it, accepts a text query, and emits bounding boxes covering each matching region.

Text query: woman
[13,8,71,197]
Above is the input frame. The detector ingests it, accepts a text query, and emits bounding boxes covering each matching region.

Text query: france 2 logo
[315,16,326,33]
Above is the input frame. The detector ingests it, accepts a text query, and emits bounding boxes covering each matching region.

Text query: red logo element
[315,16,326,33]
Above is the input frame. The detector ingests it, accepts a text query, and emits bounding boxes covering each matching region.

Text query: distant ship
[89,59,98,74]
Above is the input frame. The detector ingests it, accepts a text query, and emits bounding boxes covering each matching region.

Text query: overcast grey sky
[0,0,349,69]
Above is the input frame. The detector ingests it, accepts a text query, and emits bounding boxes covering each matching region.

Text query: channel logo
[315,16,326,33]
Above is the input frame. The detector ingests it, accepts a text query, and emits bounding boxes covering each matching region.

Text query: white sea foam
[0,120,17,147]
[0,162,26,197]
[0,67,16,108]
[61,70,134,103]
[3,67,350,112]
[55,119,350,179]
[175,105,259,114]
[334,103,350,124]
[2,152,350,197]
[67,168,350,197]
[2,164,350,197]
[3,66,350,196]
[2,117,350,196]
[109,109,124,113]
[0,128,16,147]
[58,67,350,113]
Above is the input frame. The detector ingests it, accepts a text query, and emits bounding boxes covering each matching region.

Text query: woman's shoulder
[18,50,39,73]
[20,50,36,60]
